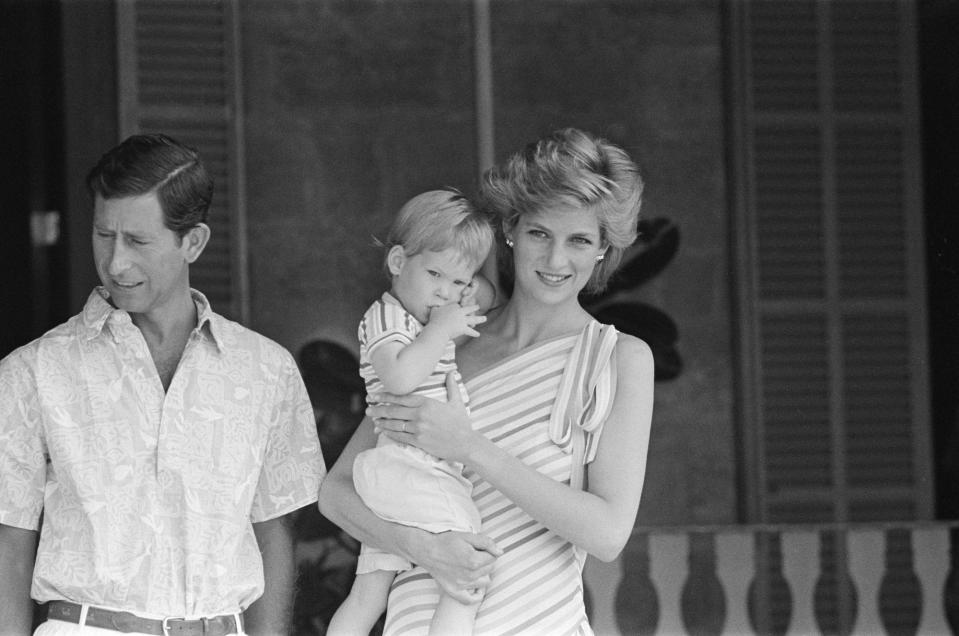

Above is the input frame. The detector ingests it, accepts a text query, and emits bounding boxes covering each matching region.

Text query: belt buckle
[161,616,185,635]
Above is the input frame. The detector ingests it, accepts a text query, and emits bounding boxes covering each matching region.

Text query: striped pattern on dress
[383,321,618,635]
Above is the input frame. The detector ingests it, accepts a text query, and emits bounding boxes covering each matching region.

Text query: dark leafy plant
[583,217,682,381]
[293,340,373,635]
[290,532,362,635]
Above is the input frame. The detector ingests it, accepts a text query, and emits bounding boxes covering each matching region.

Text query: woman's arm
[373,335,654,562]
[317,416,501,602]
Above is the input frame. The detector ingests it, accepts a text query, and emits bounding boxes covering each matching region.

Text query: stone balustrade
[583,522,959,635]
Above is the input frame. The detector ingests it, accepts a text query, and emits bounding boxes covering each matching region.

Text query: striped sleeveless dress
[383,321,619,636]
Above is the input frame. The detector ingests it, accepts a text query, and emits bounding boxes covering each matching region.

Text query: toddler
[328,189,494,636]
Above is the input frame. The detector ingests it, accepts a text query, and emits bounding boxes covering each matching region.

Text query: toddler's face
[390,247,476,324]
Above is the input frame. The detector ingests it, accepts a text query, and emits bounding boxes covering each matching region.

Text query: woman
[319,128,654,635]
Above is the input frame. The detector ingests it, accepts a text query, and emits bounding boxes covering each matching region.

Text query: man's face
[92,193,193,319]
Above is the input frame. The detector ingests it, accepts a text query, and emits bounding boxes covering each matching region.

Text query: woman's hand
[411,530,502,603]
[370,373,479,464]
[319,416,502,603]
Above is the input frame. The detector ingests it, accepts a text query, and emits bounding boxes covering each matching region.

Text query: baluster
[912,526,951,635]
[946,528,959,632]
[814,528,857,635]
[879,528,922,635]
[749,532,792,636]
[617,532,660,635]
[846,528,884,635]
[649,533,690,635]
[782,530,820,636]
[584,554,623,636]
[681,532,725,635]
[716,530,754,635]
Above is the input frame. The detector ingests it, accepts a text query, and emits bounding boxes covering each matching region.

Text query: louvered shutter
[116,0,248,323]
[730,0,931,523]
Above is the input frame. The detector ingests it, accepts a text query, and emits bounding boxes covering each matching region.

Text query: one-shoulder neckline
[463,319,600,387]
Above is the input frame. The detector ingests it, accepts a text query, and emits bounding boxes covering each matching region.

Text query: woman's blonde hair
[479,128,644,294]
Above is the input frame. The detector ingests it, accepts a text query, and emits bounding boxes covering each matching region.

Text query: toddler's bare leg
[327,570,395,636]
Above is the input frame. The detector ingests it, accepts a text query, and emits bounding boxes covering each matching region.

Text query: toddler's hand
[428,303,486,340]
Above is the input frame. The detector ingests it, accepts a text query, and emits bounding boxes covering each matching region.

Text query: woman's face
[508,203,606,306]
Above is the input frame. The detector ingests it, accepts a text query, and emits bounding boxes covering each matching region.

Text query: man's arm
[0,523,38,634]
[243,514,296,636]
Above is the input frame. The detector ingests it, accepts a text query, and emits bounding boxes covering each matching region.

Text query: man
[0,134,325,635]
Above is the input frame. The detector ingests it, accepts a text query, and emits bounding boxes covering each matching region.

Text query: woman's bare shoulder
[613,332,654,376]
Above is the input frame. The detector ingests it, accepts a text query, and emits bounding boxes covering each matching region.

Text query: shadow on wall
[290,218,683,634]
[584,217,683,381]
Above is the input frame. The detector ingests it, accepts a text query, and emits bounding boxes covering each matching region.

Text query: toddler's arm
[370,304,484,395]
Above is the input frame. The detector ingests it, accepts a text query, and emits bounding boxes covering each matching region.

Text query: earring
[595,253,605,262]
[505,237,514,248]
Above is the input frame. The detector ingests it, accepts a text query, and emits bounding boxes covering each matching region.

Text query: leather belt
[46,601,241,636]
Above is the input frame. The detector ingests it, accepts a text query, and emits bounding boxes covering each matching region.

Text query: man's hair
[86,133,214,237]
[384,188,494,277]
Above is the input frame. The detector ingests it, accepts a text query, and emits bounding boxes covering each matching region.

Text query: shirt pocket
[160,390,268,518]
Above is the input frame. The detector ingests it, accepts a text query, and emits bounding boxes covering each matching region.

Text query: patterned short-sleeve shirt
[0,288,325,617]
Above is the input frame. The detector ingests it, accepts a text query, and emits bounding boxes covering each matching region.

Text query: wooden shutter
[116,0,248,323]
[729,0,931,523]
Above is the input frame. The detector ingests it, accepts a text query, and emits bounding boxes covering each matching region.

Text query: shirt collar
[381,291,402,308]
[80,287,225,352]
[191,289,224,351]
